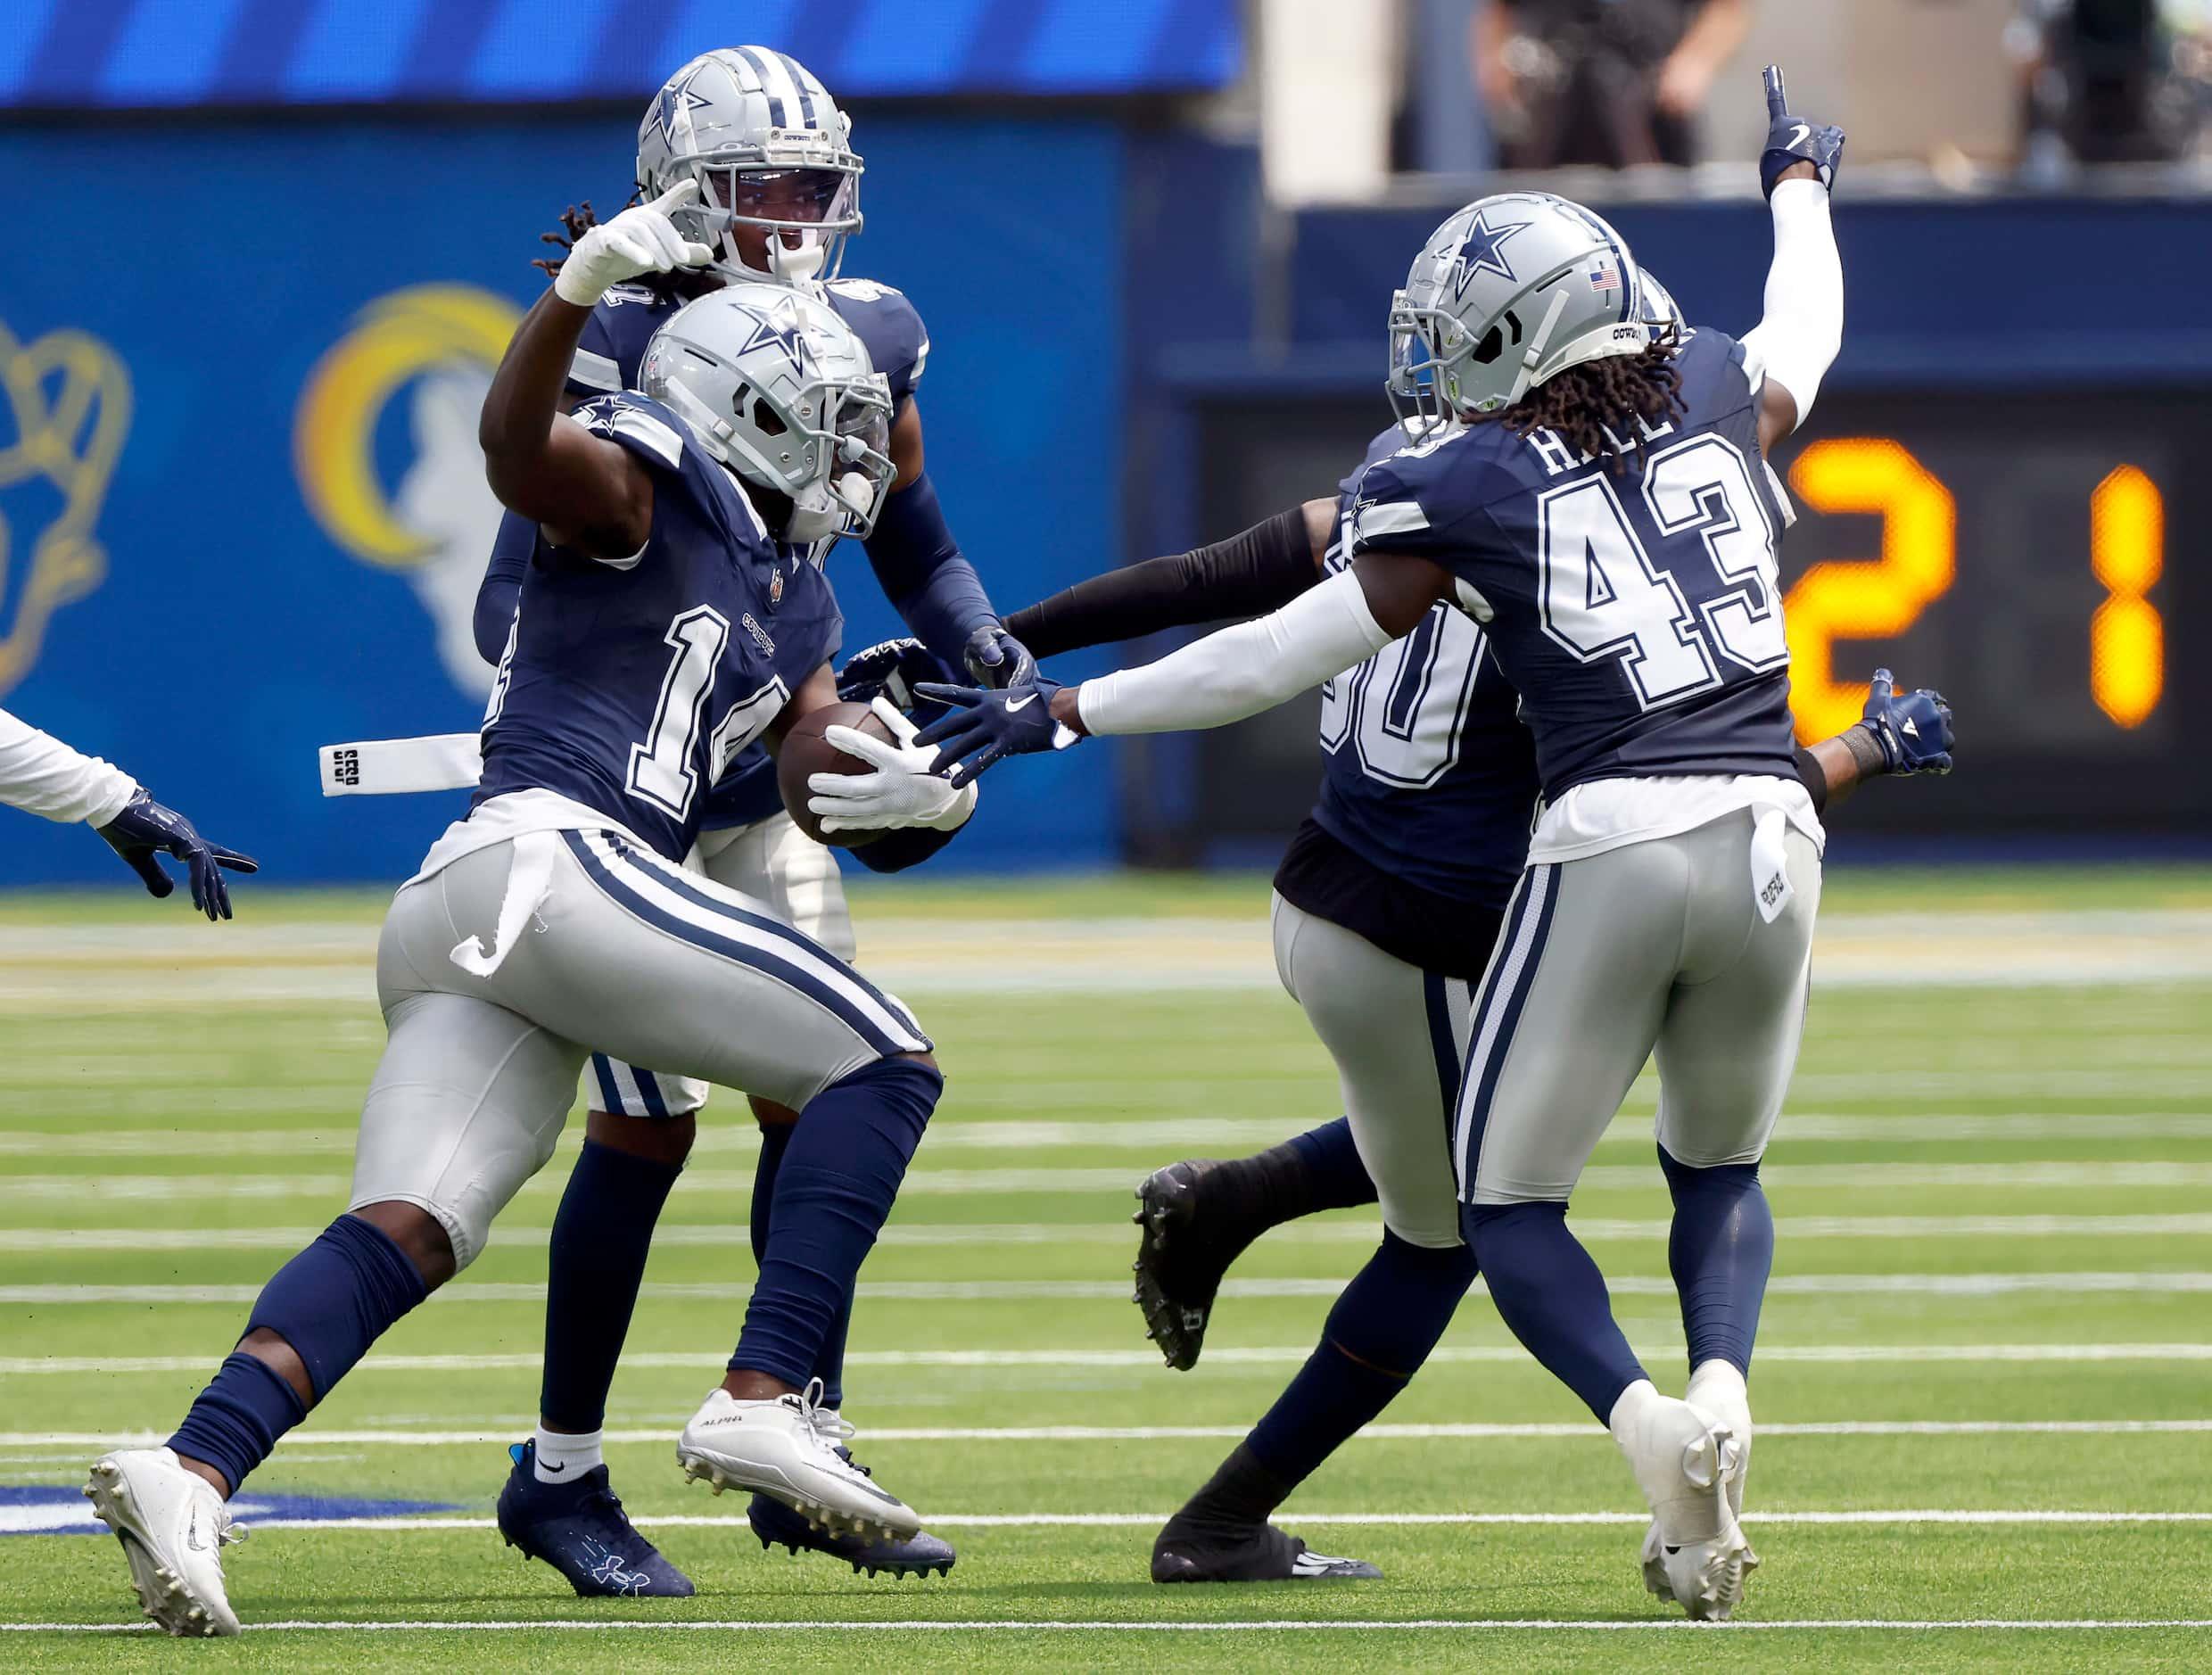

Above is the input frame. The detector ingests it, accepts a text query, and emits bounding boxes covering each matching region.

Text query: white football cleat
[677,1378,920,1543]
[1642,1361,1757,1600]
[84,1448,246,1637]
[1612,1381,1754,1621]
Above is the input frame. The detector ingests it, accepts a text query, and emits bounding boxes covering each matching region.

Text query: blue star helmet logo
[735,293,817,379]
[1454,208,1533,296]
[655,75,712,145]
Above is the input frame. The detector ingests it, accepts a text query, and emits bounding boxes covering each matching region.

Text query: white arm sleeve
[0,706,139,825]
[1738,177,1843,428]
[1076,568,1393,737]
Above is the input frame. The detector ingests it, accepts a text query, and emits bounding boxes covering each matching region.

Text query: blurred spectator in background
[2014,0,2208,165]
[1473,0,1750,168]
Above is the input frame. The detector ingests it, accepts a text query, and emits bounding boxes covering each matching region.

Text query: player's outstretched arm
[1794,669,1955,813]
[1002,501,1335,659]
[0,708,257,920]
[1740,67,1845,453]
[479,184,710,557]
[912,549,1450,787]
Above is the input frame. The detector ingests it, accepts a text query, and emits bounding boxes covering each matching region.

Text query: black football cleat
[1151,1514,1382,1583]
[496,1441,695,1597]
[747,1455,955,1580]
[1132,1159,1267,1370]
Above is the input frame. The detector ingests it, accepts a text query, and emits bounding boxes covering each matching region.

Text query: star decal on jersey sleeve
[1454,209,1533,294]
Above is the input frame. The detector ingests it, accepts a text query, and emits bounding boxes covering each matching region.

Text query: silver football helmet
[636,47,863,284]
[1638,268,1686,345]
[642,282,896,551]
[1388,192,1649,433]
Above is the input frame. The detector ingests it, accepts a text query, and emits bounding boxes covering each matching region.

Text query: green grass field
[3,867,2209,1671]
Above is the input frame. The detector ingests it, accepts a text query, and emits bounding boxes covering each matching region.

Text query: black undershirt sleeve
[1792,743,1828,814]
[1003,506,1319,658]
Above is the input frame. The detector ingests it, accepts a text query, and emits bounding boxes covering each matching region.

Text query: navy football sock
[166,1353,304,1498]
[1465,1201,1646,1423]
[539,1140,684,1432]
[169,1214,427,1492]
[749,1120,851,1407]
[1242,1232,1478,1497]
[732,1057,940,1388]
[1658,1146,1773,1375]
[1205,1117,1377,1238]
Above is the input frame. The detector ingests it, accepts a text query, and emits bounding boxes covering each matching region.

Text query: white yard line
[9,1212,2212,1255]
[15,1159,2212,1203]
[9,1111,2212,1158]
[5,1272,2207,1307]
[7,1342,2207,1377]
[9,1421,2212,1448]
[8,1615,2212,1635]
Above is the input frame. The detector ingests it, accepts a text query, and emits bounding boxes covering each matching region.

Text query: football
[776,699,898,847]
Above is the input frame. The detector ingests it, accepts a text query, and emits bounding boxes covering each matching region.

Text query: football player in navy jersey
[86,215,978,1634]
[907,72,1952,1616]
[472,48,1019,1587]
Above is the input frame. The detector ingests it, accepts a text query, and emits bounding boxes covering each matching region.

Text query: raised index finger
[1763,64,1787,123]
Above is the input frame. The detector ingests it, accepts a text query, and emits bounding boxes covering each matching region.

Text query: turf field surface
[2,865,2208,1671]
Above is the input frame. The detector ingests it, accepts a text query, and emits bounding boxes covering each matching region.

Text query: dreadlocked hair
[1477,340,1686,474]
[532,195,721,308]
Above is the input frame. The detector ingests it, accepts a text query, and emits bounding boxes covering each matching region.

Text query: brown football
[776,700,898,848]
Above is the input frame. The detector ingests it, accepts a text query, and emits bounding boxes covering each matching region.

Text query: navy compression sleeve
[1003,507,1318,658]
[863,470,999,668]
[474,516,536,664]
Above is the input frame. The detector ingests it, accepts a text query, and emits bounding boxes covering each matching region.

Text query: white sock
[1686,1358,1748,1421]
[533,1426,603,1483]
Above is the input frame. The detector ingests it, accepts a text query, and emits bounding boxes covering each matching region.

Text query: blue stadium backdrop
[0,114,1127,884]
[1,0,1240,105]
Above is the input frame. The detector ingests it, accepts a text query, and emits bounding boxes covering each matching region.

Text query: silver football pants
[350,828,925,1268]
[1456,809,1821,1207]
[1270,891,1473,1249]
[583,812,858,1118]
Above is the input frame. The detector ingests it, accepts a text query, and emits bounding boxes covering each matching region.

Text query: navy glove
[1759,65,1845,199]
[96,789,259,920]
[1854,667,1953,775]
[837,637,961,727]
[962,624,1037,691]
[913,675,1073,788]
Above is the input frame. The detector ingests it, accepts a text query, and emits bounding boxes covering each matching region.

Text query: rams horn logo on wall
[0,320,131,698]
[294,285,523,698]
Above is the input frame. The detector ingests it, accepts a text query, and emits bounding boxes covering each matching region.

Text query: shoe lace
[795,1376,858,1455]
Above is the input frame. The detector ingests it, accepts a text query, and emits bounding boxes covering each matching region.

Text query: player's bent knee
[747,1096,801,1129]
[347,1201,457,1290]
[586,1105,697,1166]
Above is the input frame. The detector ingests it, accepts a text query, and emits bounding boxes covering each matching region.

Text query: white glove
[553,181,714,308]
[808,697,979,834]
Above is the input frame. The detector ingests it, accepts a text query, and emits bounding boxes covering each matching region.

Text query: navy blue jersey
[474,393,841,863]
[478,276,928,838]
[1306,425,1539,912]
[1347,328,1797,802]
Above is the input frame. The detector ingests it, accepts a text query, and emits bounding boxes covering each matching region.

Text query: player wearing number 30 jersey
[912,70,1952,1618]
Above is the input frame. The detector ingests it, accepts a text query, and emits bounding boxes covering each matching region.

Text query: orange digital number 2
[1782,439,1957,742]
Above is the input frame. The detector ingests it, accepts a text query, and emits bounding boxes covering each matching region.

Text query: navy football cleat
[496,1441,695,1597]
[1132,1159,1266,1370]
[747,1448,954,1580]
[1151,1514,1381,1583]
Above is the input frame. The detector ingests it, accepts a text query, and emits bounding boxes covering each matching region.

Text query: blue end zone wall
[0,114,1123,885]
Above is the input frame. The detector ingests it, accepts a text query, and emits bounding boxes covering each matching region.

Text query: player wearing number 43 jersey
[904,70,1952,1614]
[87,230,973,1634]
